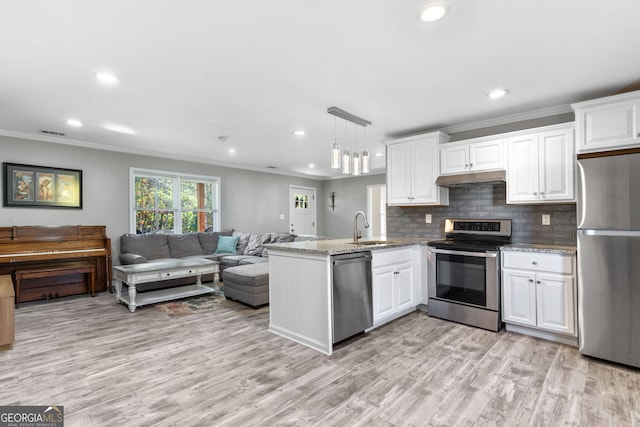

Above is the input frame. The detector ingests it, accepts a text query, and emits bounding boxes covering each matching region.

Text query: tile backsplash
[386,184,576,246]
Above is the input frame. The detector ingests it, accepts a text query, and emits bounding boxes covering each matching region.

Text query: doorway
[289,185,317,235]
[366,184,386,239]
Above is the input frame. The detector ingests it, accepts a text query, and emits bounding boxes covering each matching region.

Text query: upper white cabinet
[506,124,575,204]
[502,251,577,344]
[440,138,505,175]
[386,132,449,206]
[572,90,640,153]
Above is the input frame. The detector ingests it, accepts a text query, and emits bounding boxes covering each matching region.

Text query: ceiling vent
[39,129,66,136]
[266,166,277,169]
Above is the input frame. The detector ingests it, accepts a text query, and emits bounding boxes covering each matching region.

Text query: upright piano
[0,225,112,304]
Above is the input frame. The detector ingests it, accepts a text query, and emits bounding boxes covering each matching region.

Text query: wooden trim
[577,147,640,159]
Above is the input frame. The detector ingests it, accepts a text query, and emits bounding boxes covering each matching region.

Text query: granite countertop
[264,237,433,256]
[500,243,577,255]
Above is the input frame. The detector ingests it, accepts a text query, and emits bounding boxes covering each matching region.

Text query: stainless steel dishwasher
[332,251,373,343]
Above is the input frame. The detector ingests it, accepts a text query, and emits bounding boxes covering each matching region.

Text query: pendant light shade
[361,149,370,174]
[342,148,351,174]
[330,141,341,169]
[352,151,361,176]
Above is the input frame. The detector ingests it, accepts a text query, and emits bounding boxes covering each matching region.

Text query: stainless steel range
[427,218,512,331]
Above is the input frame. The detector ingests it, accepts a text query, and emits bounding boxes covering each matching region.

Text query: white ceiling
[1,0,639,178]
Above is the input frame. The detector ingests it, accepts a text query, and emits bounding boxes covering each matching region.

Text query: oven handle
[428,248,498,258]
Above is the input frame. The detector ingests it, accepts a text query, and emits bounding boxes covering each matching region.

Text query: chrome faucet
[353,210,370,242]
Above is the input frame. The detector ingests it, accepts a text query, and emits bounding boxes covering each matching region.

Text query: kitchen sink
[348,240,398,246]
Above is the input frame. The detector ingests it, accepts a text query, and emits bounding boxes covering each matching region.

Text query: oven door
[427,247,499,311]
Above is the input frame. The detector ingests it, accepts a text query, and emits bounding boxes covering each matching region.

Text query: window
[130,168,220,234]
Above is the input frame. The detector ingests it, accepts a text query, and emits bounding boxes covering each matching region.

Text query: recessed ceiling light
[293,130,306,137]
[308,163,315,169]
[375,152,384,157]
[227,148,238,155]
[420,3,446,22]
[488,88,509,99]
[94,71,119,85]
[104,123,136,135]
[66,119,83,127]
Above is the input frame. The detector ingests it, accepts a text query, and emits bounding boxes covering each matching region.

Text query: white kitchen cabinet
[386,132,449,206]
[440,138,504,175]
[572,90,640,153]
[502,251,577,345]
[372,247,417,327]
[506,124,575,204]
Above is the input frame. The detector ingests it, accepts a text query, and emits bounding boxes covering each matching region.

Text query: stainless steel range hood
[435,170,506,187]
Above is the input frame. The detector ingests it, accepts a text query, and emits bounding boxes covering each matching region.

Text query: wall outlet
[542,214,551,226]
[425,214,432,224]
[279,214,285,220]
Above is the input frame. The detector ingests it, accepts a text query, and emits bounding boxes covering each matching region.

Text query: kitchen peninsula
[265,238,428,355]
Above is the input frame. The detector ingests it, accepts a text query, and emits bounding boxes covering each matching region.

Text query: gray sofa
[118,230,316,306]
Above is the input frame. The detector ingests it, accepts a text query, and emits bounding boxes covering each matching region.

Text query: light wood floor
[1,292,638,427]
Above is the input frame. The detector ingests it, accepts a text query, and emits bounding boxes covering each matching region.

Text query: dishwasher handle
[332,252,372,265]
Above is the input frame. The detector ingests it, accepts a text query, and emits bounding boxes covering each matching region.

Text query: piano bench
[13,263,96,308]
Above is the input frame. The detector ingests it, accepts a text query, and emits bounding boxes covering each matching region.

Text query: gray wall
[321,173,386,238]
[387,184,577,246]
[0,135,327,262]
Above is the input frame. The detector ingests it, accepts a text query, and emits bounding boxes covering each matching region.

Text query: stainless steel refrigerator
[577,151,640,368]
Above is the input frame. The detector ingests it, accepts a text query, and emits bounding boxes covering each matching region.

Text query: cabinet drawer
[502,251,573,274]
[372,247,414,268]
[163,268,197,278]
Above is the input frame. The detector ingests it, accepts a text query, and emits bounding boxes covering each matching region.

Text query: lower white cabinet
[501,251,577,345]
[372,247,417,327]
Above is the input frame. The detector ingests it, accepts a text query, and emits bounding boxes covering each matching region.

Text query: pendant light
[330,117,341,169]
[361,126,370,174]
[327,106,372,176]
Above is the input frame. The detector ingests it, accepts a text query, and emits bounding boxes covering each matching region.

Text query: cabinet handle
[533,192,538,196]
[529,279,534,283]
[532,261,538,265]
[469,163,473,168]
[540,191,545,196]
[536,281,541,284]
[465,164,469,168]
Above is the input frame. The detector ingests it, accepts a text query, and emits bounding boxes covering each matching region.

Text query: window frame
[129,167,221,234]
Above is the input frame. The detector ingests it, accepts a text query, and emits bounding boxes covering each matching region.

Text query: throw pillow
[244,233,272,256]
[215,235,239,254]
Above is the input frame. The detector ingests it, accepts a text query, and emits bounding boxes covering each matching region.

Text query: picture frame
[2,162,83,209]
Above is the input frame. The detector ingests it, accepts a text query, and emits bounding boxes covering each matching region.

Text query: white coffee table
[113,259,220,312]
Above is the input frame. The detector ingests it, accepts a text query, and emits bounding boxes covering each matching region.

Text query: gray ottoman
[222,263,269,308]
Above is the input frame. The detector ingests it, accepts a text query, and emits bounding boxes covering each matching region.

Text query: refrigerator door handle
[579,229,640,237]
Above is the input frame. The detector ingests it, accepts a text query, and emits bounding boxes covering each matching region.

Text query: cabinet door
[440,143,469,175]
[469,139,504,172]
[502,269,537,326]
[578,99,639,152]
[372,267,395,322]
[536,273,575,335]
[394,262,415,312]
[387,143,413,205]
[539,128,575,202]
[506,134,539,203]
[411,136,439,203]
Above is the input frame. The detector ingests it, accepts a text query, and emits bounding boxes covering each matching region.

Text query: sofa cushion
[232,231,251,254]
[219,255,256,268]
[244,233,272,256]
[198,230,233,254]
[215,235,239,254]
[223,263,270,286]
[239,257,269,265]
[120,233,171,260]
[167,234,203,258]
[120,253,148,265]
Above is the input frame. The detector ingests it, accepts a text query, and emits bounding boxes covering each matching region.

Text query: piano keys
[0,225,112,304]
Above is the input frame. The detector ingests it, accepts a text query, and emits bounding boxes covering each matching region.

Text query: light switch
[279,214,285,220]
[425,214,432,224]
[542,214,550,225]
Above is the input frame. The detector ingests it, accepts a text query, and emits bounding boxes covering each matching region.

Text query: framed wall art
[2,162,83,209]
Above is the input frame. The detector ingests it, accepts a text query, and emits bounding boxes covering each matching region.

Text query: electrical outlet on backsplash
[385,184,577,246]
